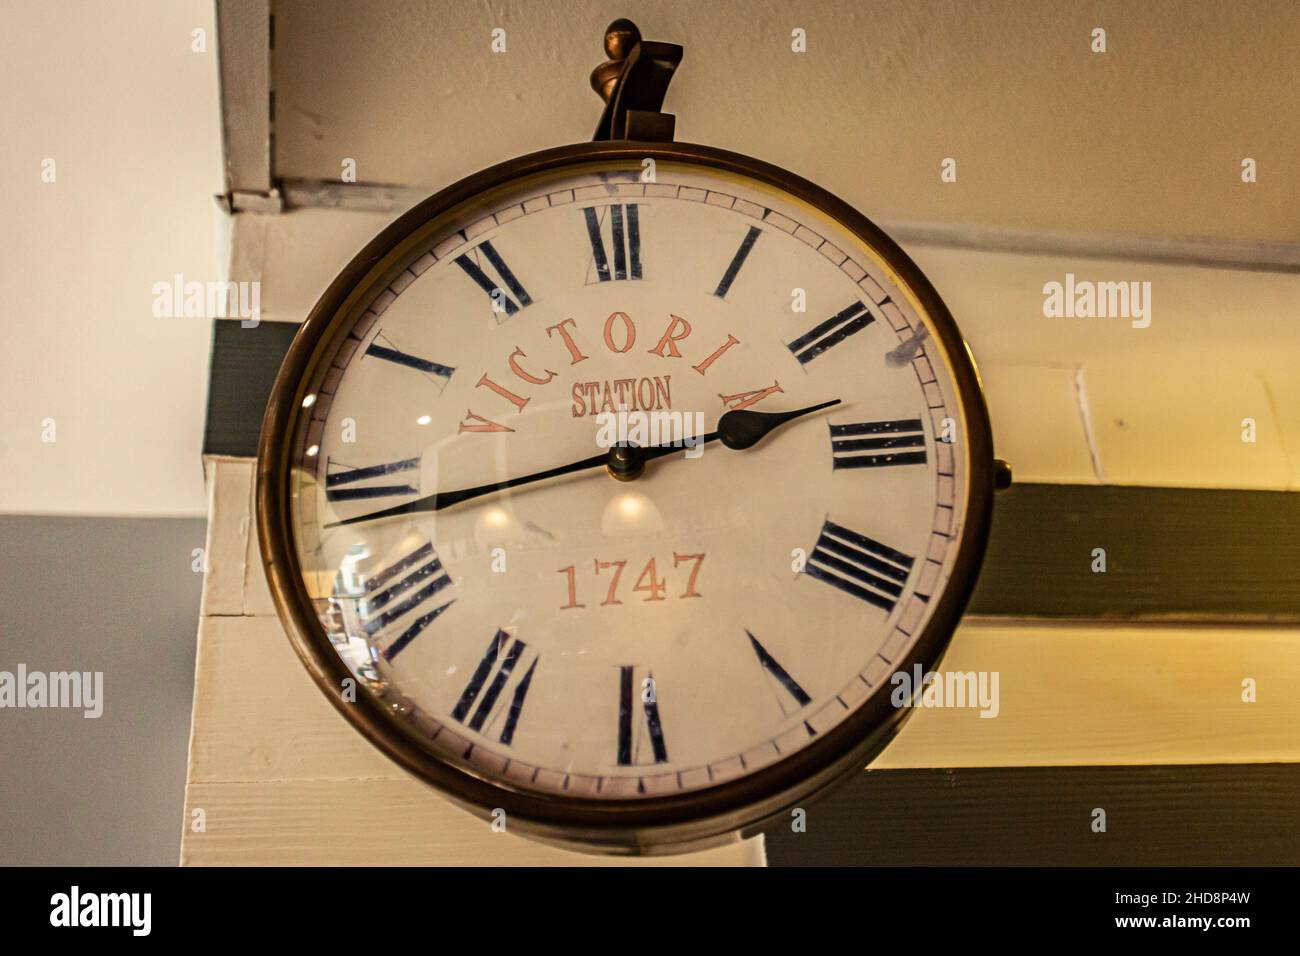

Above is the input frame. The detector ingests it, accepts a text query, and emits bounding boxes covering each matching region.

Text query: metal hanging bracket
[590,19,683,142]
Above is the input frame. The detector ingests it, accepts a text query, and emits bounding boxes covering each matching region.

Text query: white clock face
[287,158,974,802]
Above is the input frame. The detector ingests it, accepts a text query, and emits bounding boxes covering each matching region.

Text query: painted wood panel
[182,458,1299,863]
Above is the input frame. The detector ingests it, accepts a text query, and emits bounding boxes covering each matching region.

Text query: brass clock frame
[256,140,996,855]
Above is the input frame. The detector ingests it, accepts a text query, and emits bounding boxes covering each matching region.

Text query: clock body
[257,141,994,854]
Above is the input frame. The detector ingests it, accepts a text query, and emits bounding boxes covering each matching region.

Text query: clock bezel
[256,140,996,854]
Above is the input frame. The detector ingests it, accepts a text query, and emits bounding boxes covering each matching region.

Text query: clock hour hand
[606,398,841,479]
[324,398,840,528]
[716,398,841,450]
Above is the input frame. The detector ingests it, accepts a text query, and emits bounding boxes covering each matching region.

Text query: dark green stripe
[971,483,1300,621]
[764,763,1300,866]
[202,319,299,457]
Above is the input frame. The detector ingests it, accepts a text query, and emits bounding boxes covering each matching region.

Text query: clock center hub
[606,443,646,482]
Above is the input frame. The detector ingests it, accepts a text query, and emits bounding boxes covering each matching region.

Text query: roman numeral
[453,239,533,316]
[713,226,761,298]
[804,519,914,613]
[786,300,874,364]
[583,204,642,282]
[359,542,454,661]
[617,665,667,766]
[746,630,811,711]
[720,380,784,411]
[325,457,419,501]
[452,630,538,745]
[830,418,927,469]
[365,333,454,380]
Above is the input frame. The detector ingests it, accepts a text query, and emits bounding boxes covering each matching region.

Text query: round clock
[257,21,996,855]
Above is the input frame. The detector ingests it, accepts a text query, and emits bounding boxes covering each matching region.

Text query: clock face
[271,148,989,832]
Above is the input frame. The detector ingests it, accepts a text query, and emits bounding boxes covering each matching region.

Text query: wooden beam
[215,0,273,196]
[277,179,1300,273]
[185,459,763,865]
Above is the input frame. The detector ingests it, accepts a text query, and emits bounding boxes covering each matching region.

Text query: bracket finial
[590,19,682,142]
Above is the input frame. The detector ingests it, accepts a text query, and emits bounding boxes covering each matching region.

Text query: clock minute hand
[324,398,840,528]
[323,444,639,528]
[325,427,730,528]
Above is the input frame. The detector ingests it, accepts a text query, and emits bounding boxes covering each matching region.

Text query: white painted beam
[183,457,765,865]
[215,0,273,195]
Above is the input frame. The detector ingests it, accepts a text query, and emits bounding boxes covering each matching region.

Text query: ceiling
[272,0,1299,245]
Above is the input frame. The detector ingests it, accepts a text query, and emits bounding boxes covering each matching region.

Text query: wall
[0,0,223,518]
[0,0,221,864]
[0,516,205,866]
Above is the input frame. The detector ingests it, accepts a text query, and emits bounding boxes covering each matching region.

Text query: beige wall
[0,0,222,517]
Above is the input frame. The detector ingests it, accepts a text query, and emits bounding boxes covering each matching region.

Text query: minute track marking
[323,399,841,528]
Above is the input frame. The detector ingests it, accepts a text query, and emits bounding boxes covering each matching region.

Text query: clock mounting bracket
[590,18,683,142]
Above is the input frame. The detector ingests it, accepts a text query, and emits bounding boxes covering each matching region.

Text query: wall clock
[258,19,1002,854]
